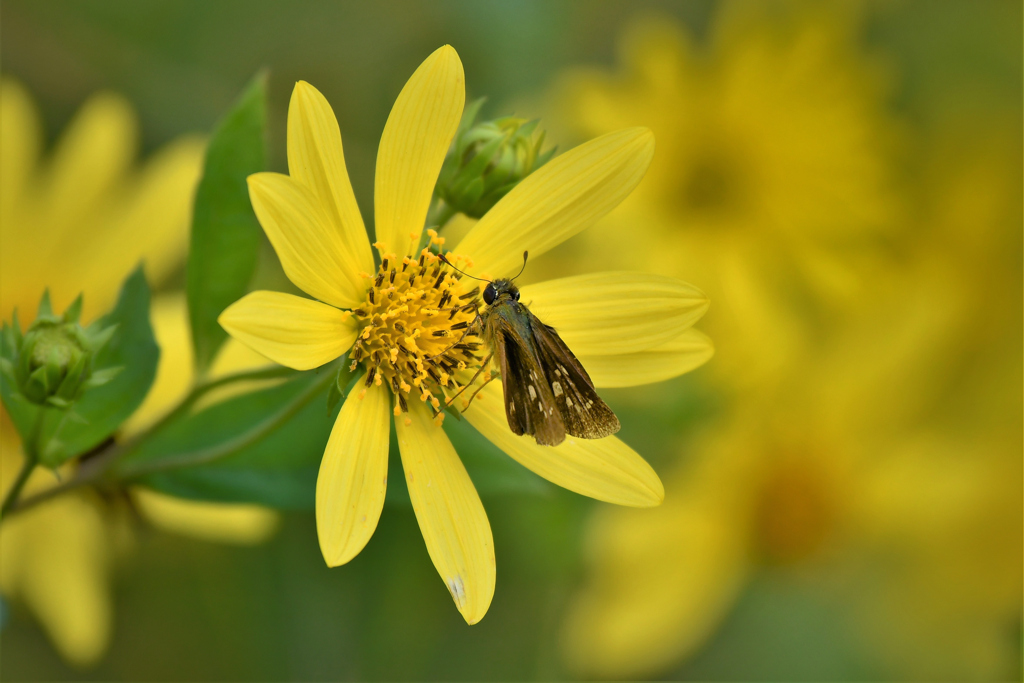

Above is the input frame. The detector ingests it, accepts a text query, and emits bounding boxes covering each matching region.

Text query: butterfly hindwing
[529,312,621,440]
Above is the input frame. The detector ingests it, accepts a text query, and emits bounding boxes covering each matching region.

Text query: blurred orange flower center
[754,460,837,564]
[682,155,741,213]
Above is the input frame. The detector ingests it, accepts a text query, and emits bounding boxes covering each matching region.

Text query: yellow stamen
[351,251,484,425]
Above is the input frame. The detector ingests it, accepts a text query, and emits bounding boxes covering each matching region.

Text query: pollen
[350,249,484,422]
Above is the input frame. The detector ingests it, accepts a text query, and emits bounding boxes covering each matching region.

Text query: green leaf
[0,267,159,467]
[187,71,267,377]
[120,368,335,509]
[326,359,357,417]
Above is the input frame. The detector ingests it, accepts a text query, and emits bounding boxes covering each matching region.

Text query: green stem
[129,364,298,450]
[117,368,332,478]
[0,410,45,517]
[1,456,37,518]
[2,364,301,519]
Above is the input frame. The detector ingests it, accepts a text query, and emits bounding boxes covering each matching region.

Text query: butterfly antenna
[511,251,529,281]
[438,254,491,283]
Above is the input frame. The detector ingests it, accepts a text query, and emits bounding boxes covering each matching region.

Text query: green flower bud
[435,99,555,220]
[1,291,120,409]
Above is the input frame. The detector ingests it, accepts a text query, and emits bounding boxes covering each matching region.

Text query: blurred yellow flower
[562,333,1020,678]
[560,119,1022,681]
[219,46,712,625]
[0,79,277,667]
[544,4,903,386]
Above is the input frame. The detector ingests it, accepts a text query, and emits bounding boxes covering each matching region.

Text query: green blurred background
[1,1,1021,680]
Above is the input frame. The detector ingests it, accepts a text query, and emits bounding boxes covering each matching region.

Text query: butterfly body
[479,278,620,446]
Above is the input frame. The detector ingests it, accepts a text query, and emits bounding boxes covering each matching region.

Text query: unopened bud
[435,99,555,219]
[1,291,120,409]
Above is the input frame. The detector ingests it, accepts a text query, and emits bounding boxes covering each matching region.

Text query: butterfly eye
[483,283,497,305]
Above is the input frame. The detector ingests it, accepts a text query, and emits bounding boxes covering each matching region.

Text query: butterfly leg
[428,302,482,361]
[443,351,493,407]
[462,369,497,413]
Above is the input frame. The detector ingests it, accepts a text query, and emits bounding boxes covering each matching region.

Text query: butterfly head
[440,250,529,307]
[483,280,520,306]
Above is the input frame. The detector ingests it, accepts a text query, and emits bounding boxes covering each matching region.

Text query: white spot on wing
[528,385,537,400]
[552,381,563,396]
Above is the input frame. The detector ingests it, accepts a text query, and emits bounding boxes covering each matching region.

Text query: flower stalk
[0,411,44,517]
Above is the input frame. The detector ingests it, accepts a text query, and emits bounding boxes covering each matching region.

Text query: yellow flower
[219,46,712,624]
[0,80,200,323]
[0,79,277,667]
[543,5,902,386]
[560,120,1022,680]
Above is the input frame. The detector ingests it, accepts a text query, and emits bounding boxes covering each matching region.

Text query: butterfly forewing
[486,306,567,446]
[530,313,620,440]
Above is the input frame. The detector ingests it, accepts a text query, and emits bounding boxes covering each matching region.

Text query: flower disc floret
[351,242,483,421]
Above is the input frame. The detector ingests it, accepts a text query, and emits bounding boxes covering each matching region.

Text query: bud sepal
[2,291,121,409]
[434,98,555,220]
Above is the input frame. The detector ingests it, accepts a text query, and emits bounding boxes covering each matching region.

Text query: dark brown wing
[486,305,566,446]
[529,312,620,440]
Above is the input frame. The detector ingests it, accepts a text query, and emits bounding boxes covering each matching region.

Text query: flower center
[350,240,485,424]
[755,458,836,564]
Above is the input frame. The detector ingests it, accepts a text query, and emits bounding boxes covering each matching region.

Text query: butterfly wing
[485,302,567,446]
[529,311,621,440]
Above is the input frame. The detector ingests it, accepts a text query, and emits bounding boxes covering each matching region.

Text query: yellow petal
[316,376,390,566]
[218,291,355,370]
[0,79,41,323]
[0,78,41,234]
[1,494,112,667]
[133,489,278,544]
[464,380,663,507]
[3,91,139,322]
[73,135,205,315]
[209,337,272,376]
[248,172,367,308]
[36,92,137,251]
[454,128,654,277]
[287,81,374,276]
[396,401,495,624]
[121,295,194,434]
[580,328,714,388]
[374,45,465,256]
[519,272,709,355]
